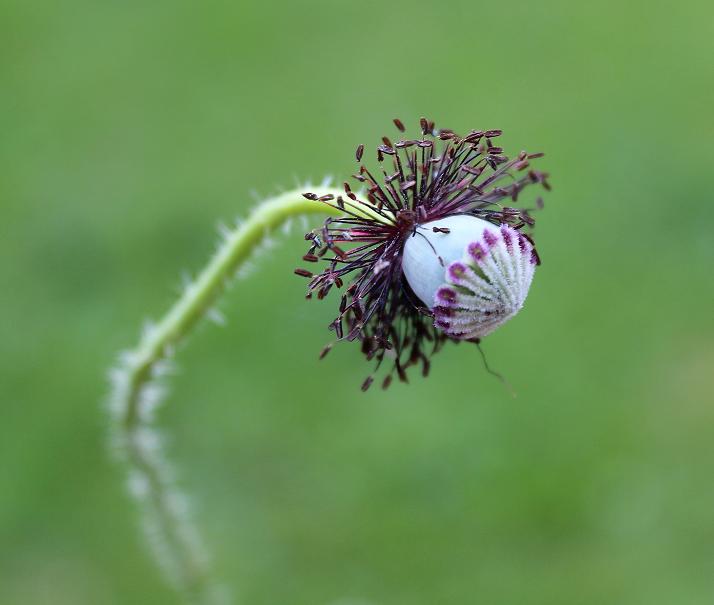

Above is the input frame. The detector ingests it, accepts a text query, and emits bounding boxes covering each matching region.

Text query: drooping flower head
[296,118,550,390]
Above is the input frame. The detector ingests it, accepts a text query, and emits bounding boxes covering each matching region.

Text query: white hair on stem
[106,186,343,604]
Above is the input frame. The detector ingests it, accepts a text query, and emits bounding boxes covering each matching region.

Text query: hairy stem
[108,187,343,604]
[122,188,343,427]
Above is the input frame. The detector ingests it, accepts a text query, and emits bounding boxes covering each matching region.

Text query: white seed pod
[401,214,537,340]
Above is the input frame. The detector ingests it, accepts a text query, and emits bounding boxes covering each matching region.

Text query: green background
[2,1,713,603]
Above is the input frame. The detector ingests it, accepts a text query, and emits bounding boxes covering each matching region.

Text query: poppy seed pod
[402,215,537,340]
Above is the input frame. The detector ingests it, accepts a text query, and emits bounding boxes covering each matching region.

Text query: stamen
[300,118,548,387]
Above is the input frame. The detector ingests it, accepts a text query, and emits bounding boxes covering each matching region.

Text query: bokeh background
[2,1,713,604]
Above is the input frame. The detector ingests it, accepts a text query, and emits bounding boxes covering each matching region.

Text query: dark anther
[361,375,374,392]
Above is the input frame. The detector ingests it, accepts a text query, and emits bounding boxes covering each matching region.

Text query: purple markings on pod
[467,241,488,262]
[435,286,458,304]
[501,224,514,251]
[483,228,498,248]
[447,262,468,282]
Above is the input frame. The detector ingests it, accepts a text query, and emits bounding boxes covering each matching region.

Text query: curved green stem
[122,188,344,428]
[108,187,344,604]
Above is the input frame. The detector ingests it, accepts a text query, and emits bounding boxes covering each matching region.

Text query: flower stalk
[108,188,342,604]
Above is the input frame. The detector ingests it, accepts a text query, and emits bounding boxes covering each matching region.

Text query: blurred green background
[2,1,713,603]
